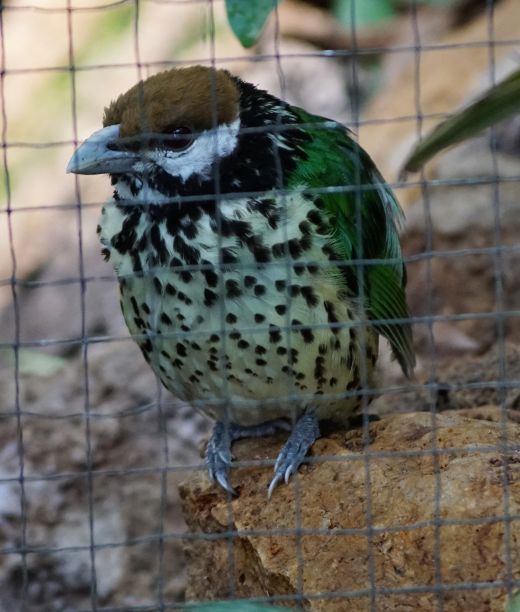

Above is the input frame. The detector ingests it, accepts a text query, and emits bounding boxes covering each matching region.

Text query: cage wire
[0,0,519,610]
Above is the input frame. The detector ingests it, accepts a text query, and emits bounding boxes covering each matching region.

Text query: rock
[372,343,520,416]
[180,411,520,610]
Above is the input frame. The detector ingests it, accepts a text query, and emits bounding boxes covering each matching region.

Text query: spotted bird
[67,66,415,496]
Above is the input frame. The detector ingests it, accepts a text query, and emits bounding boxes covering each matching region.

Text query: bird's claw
[206,423,236,495]
[268,411,320,498]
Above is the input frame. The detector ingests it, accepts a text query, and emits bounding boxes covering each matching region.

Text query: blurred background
[0,0,519,608]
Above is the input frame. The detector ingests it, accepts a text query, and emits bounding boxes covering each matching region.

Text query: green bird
[67,66,414,496]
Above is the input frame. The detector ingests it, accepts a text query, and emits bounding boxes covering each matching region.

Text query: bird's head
[67,66,241,187]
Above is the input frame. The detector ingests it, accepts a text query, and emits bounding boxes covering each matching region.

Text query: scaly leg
[206,418,292,494]
[268,411,320,498]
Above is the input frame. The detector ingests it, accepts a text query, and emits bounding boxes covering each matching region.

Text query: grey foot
[268,411,320,498]
[206,419,292,495]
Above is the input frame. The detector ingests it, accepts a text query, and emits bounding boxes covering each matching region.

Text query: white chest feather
[99,191,378,425]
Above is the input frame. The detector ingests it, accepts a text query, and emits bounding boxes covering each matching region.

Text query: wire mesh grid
[1,0,519,610]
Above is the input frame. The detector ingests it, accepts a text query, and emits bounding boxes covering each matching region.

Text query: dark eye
[162,126,193,151]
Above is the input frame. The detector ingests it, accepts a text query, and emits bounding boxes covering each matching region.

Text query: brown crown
[103,66,240,137]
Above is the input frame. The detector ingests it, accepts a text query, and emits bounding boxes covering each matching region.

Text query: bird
[67,66,414,497]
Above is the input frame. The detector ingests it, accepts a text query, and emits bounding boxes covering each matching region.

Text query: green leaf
[334,0,396,28]
[401,67,520,176]
[225,0,281,48]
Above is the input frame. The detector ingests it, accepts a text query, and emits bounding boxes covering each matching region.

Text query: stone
[180,410,520,610]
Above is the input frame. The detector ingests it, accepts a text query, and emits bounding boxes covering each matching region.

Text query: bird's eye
[161,126,193,151]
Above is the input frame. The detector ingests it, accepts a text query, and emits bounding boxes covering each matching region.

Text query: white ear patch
[150,118,241,183]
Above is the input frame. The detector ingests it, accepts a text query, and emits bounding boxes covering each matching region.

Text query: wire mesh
[1,0,519,610]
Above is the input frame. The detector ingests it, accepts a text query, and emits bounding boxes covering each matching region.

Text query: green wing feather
[288,108,415,377]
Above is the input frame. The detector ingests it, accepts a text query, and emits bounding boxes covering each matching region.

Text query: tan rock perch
[180,410,520,610]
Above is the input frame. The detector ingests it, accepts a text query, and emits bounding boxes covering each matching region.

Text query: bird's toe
[268,411,320,498]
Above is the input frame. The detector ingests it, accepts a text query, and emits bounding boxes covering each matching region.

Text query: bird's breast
[98,193,379,424]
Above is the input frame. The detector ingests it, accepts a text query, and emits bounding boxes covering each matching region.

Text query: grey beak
[67,124,140,175]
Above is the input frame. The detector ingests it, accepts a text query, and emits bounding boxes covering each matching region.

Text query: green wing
[288,108,415,377]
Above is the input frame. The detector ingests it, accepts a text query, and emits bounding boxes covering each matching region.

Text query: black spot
[319,343,327,355]
[201,259,218,288]
[244,275,256,288]
[181,221,197,240]
[288,239,302,259]
[269,325,281,343]
[307,209,322,225]
[301,286,319,308]
[293,263,306,276]
[160,350,171,359]
[275,280,286,292]
[238,339,250,349]
[189,374,199,383]
[177,290,192,305]
[267,211,279,230]
[150,224,169,264]
[101,247,110,261]
[176,313,185,321]
[276,346,287,355]
[173,234,199,265]
[254,313,265,323]
[141,302,151,315]
[314,355,325,380]
[130,296,140,316]
[204,288,218,307]
[191,342,201,350]
[300,234,312,252]
[254,284,266,297]
[160,312,172,325]
[256,358,267,366]
[226,279,242,298]
[330,377,338,387]
[296,372,306,381]
[255,345,267,355]
[176,343,187,357]
[180,324,190,332]
[272,243,286,258]
[253,245,271,263]
[180,270,192,283]
[226,313,237,324]
[230,330,241,340]
[275,304,286,315]
[307,263,319,274]
[210,334,219,343]
[301,327,315,343]
[165,283,176,296]
[220,247,237,264]
[298,220,312,235]
[253,198,276,218]
[134,316,145,330]
[153,277,163,294]
[142,338,152,353]
[288,285,300,297]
